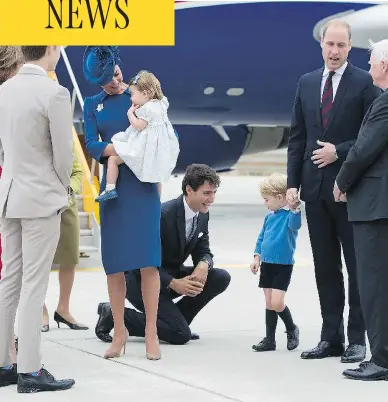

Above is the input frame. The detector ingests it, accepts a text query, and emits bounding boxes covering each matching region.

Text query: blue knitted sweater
[254,208,302,265]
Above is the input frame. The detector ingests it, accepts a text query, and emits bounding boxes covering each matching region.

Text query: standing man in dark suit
[334,39,388,381]
[286,19,381,363]
[95,164,231,345]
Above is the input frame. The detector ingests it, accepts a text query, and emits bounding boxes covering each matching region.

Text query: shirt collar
[183,196,198,221]
[23,63,47,75]
[323,61,348,78]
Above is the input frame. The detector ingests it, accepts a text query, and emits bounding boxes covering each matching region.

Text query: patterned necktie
[187,216,197,242]
[321,70,335,128]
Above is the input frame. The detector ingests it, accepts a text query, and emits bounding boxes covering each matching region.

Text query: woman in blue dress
[83,46,161,360]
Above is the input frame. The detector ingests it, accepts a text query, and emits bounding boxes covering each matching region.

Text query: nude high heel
[104,331,128,359]
[145,335,161,361]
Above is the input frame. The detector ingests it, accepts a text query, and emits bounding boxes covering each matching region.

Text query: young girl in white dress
[96,70,180,202]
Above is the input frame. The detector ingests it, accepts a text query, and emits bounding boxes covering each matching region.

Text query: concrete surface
[1,175,382,401]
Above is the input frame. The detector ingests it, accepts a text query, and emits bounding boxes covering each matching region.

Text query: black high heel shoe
[53,311,89,330]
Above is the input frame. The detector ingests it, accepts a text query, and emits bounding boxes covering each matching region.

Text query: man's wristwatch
[334,148,339,160]
[200,257,212,269]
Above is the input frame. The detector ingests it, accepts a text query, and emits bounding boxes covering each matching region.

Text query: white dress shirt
[320,61,348,102]
[183,196,198,239]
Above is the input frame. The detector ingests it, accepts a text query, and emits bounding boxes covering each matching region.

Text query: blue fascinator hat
[83,46,121,86]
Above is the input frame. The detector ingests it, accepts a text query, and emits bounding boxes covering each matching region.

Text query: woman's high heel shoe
[145,336,161,361]
[104,331,128,359]
[54,311,89,330]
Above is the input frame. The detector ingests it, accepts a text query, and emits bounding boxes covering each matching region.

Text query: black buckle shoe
[341,344,366,363]
[17,368,75,393]
[95,302,114,343]
[252,337,276,352]
[0,364,18,388]
[286,325,300,351]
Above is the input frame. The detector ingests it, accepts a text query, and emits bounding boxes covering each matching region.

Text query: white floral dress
[111,96,180,183]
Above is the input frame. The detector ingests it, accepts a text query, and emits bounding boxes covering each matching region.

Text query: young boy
[250,173,301,352]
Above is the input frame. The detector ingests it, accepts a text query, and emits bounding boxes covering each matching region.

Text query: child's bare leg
[106,156,124,188]
[96,156,124,201]
[272,289,297,333]
[253,288,277,351]
[264,289,278,342]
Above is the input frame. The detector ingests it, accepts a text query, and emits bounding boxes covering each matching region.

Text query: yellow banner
[0,0,175,45]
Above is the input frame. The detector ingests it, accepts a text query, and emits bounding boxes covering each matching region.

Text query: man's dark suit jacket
[159,194,214,289]
[287,62,381,202]
[336,90,388,222]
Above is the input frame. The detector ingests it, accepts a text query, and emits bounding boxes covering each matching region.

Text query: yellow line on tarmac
[57,260,313,273]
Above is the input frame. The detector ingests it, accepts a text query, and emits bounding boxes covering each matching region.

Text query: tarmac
[1,173,385,401]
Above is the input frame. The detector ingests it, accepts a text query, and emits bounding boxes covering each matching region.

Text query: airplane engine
[171,124,289,174]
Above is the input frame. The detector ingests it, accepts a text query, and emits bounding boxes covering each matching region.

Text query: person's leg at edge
[140,266,161,360]
[42,303,49,330]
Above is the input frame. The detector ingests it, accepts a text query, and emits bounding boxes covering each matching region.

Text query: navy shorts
[259,262,293,291]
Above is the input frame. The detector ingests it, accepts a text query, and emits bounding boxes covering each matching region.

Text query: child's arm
[251,219,266,274]
[254,216,267,256]
[127,104,148,131]
[288,206,302,231]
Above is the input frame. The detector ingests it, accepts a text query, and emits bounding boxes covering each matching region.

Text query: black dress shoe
[0,364,18,388]
[341,344,366,363]
[95,302,114,343]
[41,325,50,332]
[301,341,344,359]
[54,311,89,330]
[191,332,200,340]
[343,361,388,381]
[286,325,299,351]
[252,337,276,352]
[17,368,74,393]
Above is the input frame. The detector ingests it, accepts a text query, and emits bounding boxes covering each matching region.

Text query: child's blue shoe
[96,189,118,202]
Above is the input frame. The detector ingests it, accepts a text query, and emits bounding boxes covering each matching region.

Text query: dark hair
[182,164,220,195]
[21,46,49,62]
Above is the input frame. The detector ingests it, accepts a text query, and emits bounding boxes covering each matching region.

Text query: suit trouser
[0,214,61,373]
[353,220,388,368]
[305,200,365,345]
[123,267,231,345]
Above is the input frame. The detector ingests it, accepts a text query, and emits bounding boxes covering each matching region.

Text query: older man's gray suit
[336,89,388,370]
[0,65,73,373]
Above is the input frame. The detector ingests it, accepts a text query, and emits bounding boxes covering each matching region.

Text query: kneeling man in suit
[334,39,388,381]
[95,164,231,344]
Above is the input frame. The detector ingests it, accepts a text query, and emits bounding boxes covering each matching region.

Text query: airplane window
[227,88,244,96]
[203,87,215,95]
